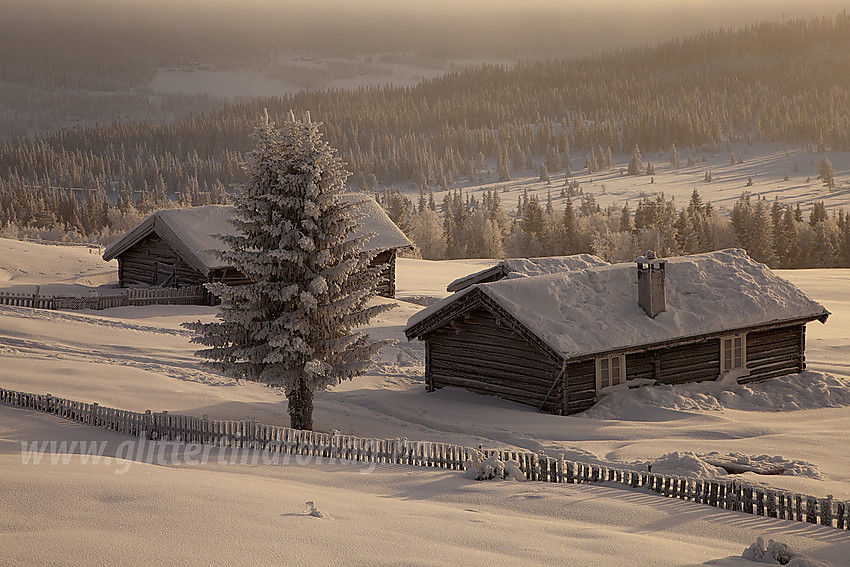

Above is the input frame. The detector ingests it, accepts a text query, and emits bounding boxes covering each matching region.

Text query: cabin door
[155,261,177,287]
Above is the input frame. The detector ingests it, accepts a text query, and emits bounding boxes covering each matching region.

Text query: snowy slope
[411,143,850,222]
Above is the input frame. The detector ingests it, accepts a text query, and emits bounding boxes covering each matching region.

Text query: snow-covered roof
[445,254,608,292]
[407,249,830,359]
[102,194,413,276]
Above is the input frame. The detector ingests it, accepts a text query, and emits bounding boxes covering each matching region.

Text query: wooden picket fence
[2,385,848,530]
[0,285,211,311]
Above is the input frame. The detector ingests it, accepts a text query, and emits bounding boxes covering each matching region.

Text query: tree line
[381,187,850,270]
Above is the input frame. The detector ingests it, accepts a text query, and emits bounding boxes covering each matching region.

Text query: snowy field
[1,238,849,566]
[412,143,850,221]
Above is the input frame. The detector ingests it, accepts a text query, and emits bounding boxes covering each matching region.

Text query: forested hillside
[2,14,850,267]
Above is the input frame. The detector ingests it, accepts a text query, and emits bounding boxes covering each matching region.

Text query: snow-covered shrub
[742,537,832,566]
[463,451,525,481]
[649,451,726,479]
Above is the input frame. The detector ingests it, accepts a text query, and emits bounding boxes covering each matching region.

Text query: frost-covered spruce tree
[184,110,392,431]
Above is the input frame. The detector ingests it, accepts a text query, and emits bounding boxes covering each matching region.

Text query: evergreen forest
[2,13,850,268]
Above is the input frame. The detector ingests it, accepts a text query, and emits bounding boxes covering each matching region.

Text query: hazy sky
[5,0,849,56]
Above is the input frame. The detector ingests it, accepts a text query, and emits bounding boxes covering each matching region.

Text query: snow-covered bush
[649,451,727,479]
[463,451,525,481]
[742,537,832,566]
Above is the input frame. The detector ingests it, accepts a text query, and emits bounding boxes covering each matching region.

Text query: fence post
[538,453,548,482]
[821,496,833,527]
[804,496,816,523]
[743,486,754,514]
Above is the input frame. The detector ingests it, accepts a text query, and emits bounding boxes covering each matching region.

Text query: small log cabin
[445,254,608,293]
[102,194,413,298]
[405,249,830,415]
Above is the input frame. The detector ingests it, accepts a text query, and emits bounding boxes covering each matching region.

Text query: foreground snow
[1,239,849,565]
[1,405,846,567]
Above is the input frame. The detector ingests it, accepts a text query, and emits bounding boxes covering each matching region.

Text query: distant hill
[1,13,850,260]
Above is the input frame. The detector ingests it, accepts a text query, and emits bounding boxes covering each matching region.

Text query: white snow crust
[445,254,608,292]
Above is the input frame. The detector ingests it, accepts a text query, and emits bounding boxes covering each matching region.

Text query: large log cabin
[405,249,830,414]
[102,194,413,298]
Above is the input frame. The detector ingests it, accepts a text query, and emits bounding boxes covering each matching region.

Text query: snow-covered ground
[421,143,850,218]
[1,238,849,566]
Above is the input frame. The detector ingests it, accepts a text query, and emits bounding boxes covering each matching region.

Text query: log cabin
[102,194,413,297]
[405,249,830,414]
[445,254,608,292]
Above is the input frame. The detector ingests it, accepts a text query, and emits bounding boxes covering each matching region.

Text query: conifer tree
[497,145,512,182]
[410,208,445,260]
[817,156,835,189]
[809,201,828,226]
[183,111,392,431]
[669,144,680,168]
[627,145,642,176]
[619,203,635,234]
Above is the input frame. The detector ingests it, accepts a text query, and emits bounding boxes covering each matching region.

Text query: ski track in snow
[0,304,231,385]
[0,334,225,385]
[0,304,194,337]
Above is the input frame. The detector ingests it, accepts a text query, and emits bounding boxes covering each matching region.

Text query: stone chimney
[636,252,666,318]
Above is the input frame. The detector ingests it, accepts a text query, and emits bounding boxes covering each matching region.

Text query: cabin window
[720,334,746,372]
[596,354,626,391]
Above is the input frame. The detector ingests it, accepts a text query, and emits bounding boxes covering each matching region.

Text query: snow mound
[704,452,824,479]
[648,451,823,480]
[649,452,727,479]
[584,371,850,419]
[742,537,834,566]
[463,451,525,481]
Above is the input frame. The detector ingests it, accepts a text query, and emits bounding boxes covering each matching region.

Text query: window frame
[595,353,626,392]
[720,334,747,373]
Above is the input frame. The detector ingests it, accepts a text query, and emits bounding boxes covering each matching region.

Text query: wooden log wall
[371,249,397,298]
[208,267,251,287]
[562,360,597,415]
[3,385,848,530]
[742,325,805,383]
[560,323,808,415]
[425,306,563,413]
[118,233,205,287]
[118,235,399,296]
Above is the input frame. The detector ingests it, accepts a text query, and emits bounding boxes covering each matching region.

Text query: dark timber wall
[117,234,205,287]
[424,306,563,413]
[560,323,807,415]
[207,267,251,287]
[117,234,398,295]
[743,324,805,383]
[371,249,397,298]
[561,360,596,415]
